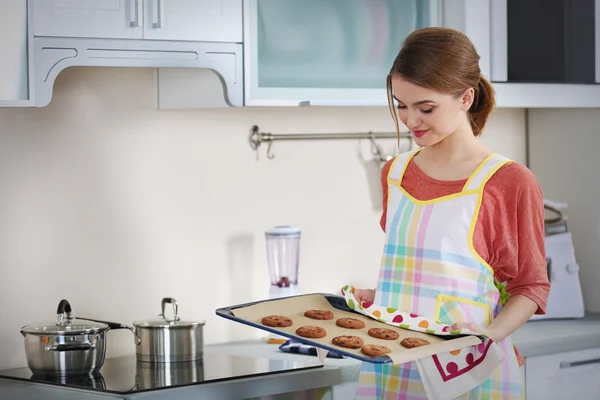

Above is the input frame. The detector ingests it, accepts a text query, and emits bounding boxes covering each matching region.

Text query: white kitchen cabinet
[525,348,600,400]
[33,0,241,43]
[33,0,143,39]
[243,0,489,106]
[0,0,33,106]
[142,0,242,43]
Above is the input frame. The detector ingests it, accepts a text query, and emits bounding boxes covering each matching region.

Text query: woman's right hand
[354,288,376,303]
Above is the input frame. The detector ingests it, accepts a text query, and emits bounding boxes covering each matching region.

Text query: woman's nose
[406,110,421,130]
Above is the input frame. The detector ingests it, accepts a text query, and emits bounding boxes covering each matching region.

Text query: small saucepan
[133,297,205,363]
[20,299,139,376]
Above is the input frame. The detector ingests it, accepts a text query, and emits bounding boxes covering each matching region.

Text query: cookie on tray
[335,317,366,329]
[261,315,293,328]
[361,344,392,357]
[296,325,327,339]
[304,309,334,320]
[332,335,364,349]
[400,337,431,348]
[368,327,399,340]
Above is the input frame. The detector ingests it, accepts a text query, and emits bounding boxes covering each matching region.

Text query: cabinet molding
[32,37,243,107]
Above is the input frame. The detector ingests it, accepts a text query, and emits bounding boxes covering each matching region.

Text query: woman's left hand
[450,322,495,341]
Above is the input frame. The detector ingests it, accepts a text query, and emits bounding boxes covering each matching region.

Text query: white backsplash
[0,67,526,369]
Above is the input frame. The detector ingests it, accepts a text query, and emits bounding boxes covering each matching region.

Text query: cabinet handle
[129,0,142,28]
[152,0,163,29]
[560,357,600,369]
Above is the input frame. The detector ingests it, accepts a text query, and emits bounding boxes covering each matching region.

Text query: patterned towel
[341,285,484,337]
[416,340,505,400]
[341,285,505,400]
[279,340,345,359]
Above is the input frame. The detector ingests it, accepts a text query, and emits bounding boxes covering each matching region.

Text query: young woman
[354,27,550,399]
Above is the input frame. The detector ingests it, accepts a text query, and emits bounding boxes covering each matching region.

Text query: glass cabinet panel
[244,0,441,105]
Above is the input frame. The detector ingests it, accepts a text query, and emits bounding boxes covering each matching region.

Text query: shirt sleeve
[487,163,550,315]
[380,159,394,233]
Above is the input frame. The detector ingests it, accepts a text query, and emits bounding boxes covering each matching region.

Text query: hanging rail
[249,125,412,160]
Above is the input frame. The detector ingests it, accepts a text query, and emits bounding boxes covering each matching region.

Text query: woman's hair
[386,27,495,138]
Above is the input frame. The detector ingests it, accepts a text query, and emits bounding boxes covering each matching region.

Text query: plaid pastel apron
[356,150,524,399]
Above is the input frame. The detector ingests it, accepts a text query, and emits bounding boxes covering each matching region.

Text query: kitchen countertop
[210,340,362,383]
[511,312,600,357]
[213,312,600,384]
[0,357,340,400]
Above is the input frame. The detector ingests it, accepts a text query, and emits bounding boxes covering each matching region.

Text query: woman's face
[390,76,474,147]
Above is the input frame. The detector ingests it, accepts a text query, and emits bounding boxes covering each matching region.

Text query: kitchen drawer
[525,347,600,400]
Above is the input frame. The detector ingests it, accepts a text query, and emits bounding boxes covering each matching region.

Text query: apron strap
[388,150,512,193]
[388,149,419,182]
[462,154,512,192]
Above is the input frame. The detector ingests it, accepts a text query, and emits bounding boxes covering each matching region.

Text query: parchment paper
[232,294,481,365]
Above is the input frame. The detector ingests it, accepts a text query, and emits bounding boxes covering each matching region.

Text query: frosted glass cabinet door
[33,0,143,39]
[0,0,31,105]
[244,0,441,106]
[142,0,242,43]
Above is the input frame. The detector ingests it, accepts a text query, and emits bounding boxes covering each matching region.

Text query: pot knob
[56,299,73,325]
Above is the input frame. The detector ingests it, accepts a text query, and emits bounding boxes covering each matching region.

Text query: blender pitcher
[265,226,301,299]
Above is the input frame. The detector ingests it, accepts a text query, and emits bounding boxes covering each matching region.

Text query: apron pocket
[434,294,492,327]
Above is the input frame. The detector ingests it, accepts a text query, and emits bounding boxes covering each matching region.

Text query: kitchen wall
[0,67,526,369]
[528,109,600,313]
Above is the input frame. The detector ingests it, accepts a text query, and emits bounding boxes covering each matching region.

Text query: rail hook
[368,132,389,163]
[266,141,275,160]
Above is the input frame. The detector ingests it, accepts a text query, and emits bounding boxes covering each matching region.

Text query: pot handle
[45,343,96,352]
[160,297,180,321]
[81,318,141,345]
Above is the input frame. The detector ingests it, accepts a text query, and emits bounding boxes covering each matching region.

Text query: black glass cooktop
[0,351,323,394]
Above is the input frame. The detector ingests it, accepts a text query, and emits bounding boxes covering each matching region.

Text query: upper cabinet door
[0,0,32,105]
[244,0,442,106]
[142,0,242,43]
[33,0,143,39]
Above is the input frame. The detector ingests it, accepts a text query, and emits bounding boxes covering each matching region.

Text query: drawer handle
[560,357,600,369]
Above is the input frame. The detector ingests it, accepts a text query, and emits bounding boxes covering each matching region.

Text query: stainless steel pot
[20,299,137,376]
[134,297,204,363]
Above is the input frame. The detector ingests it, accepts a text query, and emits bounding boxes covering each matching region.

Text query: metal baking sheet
[216,293,482,364]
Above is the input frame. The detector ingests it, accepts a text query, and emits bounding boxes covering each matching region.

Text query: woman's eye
[397,105,433,114]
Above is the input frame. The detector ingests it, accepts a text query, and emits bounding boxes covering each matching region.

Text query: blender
[265,226,301,344]
[266,226,301,299]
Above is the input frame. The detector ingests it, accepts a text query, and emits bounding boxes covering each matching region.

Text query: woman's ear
[460,88,475,111]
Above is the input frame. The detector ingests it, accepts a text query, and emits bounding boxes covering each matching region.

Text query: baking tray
[215,293,483,364]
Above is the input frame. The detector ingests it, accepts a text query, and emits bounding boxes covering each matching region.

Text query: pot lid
[265,225,301,237]
[134,297,205,330]
[21,299,109,335]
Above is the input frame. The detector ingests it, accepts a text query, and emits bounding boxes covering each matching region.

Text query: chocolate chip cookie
[331,335,364,349]
[335,317,366,329]
[261,315,293,328]
[361,344,392,357]
[400,337,430,348]
[304,309,334,320]
[296,325,327,339]
[368,327,400,340]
